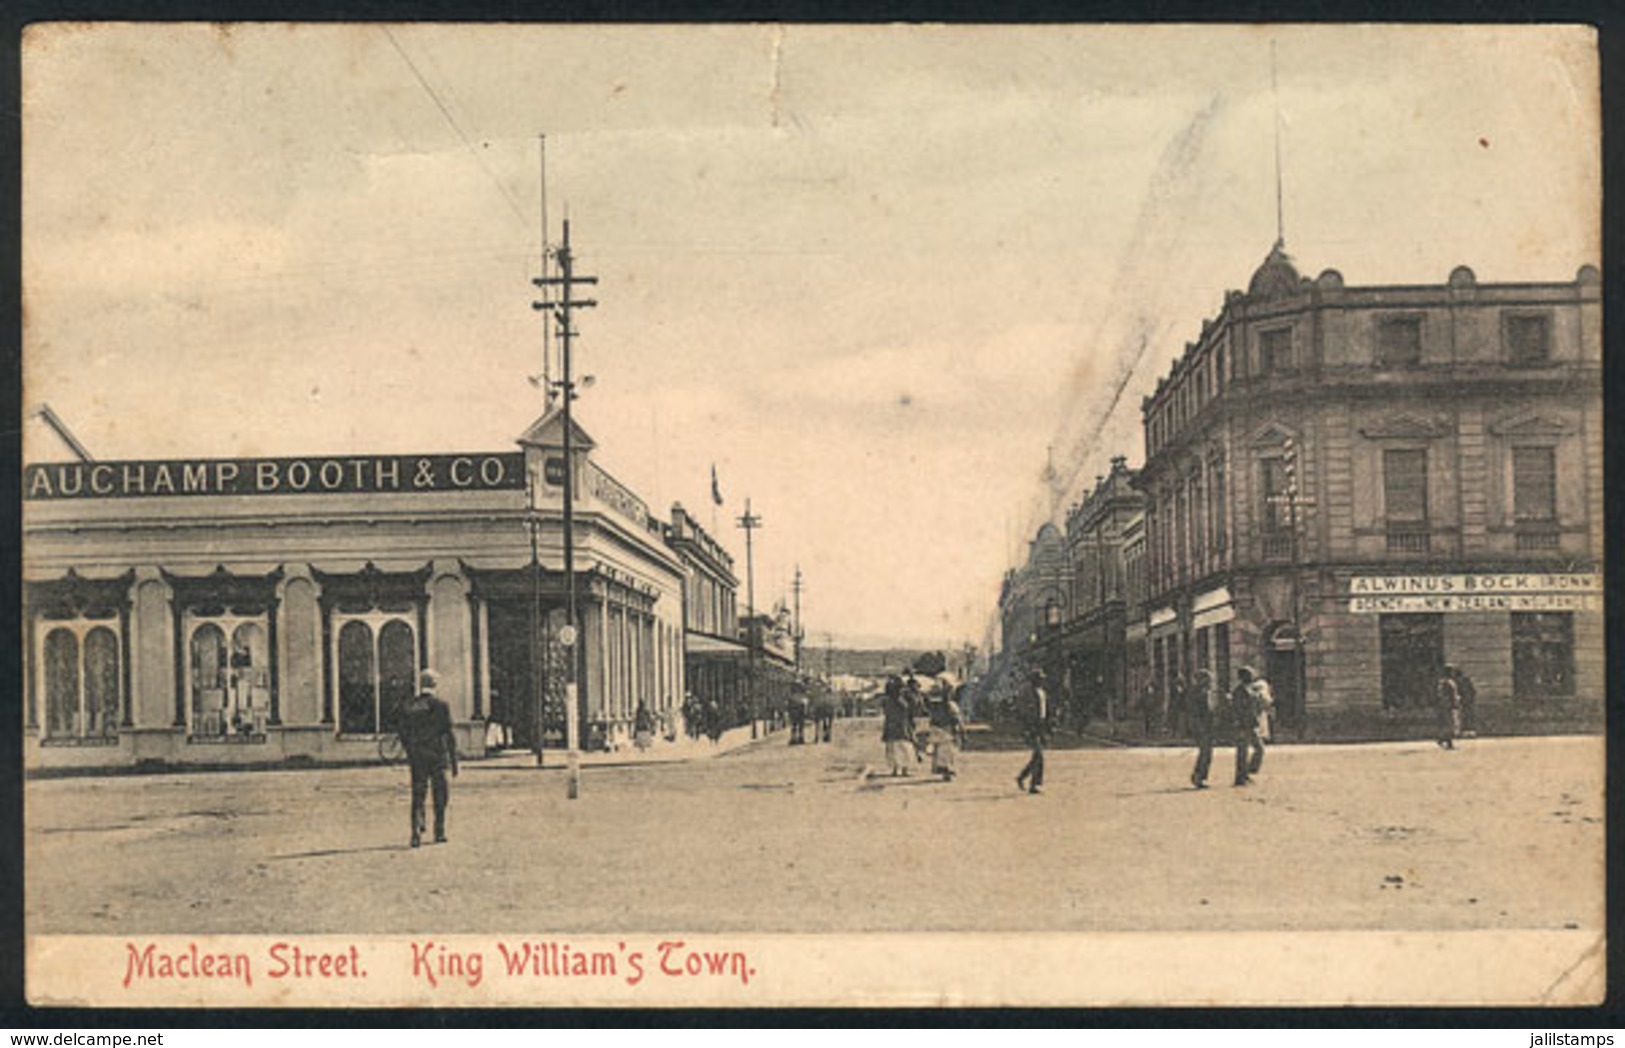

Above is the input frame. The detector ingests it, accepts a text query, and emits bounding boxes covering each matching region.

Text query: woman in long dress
[880,676,914,776]
[927,682,966,781]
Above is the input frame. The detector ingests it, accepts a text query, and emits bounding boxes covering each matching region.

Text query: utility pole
[737,499,763,738]
[792,565,803,673]
[532,217,597,796]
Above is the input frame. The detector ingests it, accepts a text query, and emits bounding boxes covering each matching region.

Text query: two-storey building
[1137,244,1602,732]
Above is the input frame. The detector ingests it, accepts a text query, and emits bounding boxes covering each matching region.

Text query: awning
[686,633,750,657]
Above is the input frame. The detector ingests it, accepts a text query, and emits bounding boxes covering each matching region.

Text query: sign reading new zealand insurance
[24,453,527,499]
[1348,573,1601,614]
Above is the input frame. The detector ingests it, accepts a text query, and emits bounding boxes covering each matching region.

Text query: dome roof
[1247,240,1302,299]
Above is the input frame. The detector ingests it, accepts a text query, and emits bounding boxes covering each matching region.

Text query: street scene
[19,25,1601,1007]
[26,724,1603,936]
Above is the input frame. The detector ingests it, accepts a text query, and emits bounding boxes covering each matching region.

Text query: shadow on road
[270,843,411,861]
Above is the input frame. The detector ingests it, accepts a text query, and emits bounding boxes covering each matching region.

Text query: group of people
[1186,665,1273,789]
[879,671,967,781]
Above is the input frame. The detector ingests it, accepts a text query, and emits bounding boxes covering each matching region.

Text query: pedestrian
[1230,666,1264,786]
[1450,665,1478,737]
[1435,665,1463,750]
[400,669,459,848]
[880,676,914,776]
[812,686,836,744]
[927,680,966,781]
[1250,671,1276,754]
[633,701,655,752]
[1141,677,1158,735]
[1169,672,1187,738]
[1188,668,1219,789]
[1015,668,1052,794]
[704,697,723,745]
[682,692,703,740]
[788,680,809,745]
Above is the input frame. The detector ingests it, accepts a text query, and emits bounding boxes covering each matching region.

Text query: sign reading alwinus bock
[1348,573,1601,614]
[24,453,527,499]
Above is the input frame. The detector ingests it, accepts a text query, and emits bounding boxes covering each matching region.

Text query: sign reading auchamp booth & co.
[24,453,527,499]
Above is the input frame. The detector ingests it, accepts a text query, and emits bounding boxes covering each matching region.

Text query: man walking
[1015,668,1052,795]
[1230,666,1265,786]
[1435,665,1463,750]
[1188,668,1218,789]
[1449,664,1478,737]
[401,668,459,847]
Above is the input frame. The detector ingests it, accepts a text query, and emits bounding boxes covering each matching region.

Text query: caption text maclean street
[120,939,756,991]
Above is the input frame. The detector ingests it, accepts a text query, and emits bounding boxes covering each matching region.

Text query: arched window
[378,620,415,733]
[84,627,120,738]
[229,622,270,734]
[338,620,376,734]
[334,614,419,736]
[44,628,79,738]
[36,615,125,742]
[190,623,228,735]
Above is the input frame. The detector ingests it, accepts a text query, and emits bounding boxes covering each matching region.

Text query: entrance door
[1379,614,1443,710]
[1264,624,1304,730]
[486,600,567,751]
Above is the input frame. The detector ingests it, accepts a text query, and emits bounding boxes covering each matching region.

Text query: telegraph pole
[792,565,803,673]
[737,499,763,737]
[532,218,597,796]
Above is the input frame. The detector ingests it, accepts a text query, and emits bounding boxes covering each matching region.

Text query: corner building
[22,407,689,769]
[1137,247,1602,732]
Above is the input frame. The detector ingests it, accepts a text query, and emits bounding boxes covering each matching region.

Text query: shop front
[23,411,688,770]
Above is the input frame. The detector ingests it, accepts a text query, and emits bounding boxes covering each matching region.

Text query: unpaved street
[26,724,1603,935]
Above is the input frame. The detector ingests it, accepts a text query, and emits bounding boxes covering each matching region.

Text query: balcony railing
[1386,522,1430,554]
[1515,522,1561,551]
[1260,532,1293,560]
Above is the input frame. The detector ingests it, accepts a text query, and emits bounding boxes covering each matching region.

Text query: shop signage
[25,453,527,500]
[1348,572,1600,614]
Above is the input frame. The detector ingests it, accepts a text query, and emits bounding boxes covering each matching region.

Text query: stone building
[663,503,746,730]
[1053,456,1145,723]
[1136,244,1603,732]
[23,407,690,769]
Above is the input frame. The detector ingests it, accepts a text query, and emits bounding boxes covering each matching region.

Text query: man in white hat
[400,668,459,847]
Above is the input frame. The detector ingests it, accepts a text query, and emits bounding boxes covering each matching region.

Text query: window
[1512,446,1557,521]
[1379,614,1443,709]
[1376,317,1422,368]
[1259,328,1293,374]
[1383,449,1428,522]
[1260,457,1289,533]
[187,612,270,737]
[335,613,418,735]
[1512,612,1574,698]
[38,617,122,741]
[1505,313,1551,367]
[1215,344,1227,389]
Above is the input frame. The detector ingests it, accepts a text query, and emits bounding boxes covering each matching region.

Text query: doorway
[486,600,566,751]
[1379,613,1443,710]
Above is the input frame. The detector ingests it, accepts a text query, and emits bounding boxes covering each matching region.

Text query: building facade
[663,503,746,731]
[1053,456,1145,723]
[1136,246,1603,731]
[23,408,690,769]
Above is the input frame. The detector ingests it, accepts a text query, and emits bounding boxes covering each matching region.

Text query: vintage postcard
[21,23,1603,1008]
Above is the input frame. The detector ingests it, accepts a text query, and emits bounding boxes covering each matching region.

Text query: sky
[21,24,1600,650]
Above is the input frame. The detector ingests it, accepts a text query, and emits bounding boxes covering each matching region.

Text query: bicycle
[377,732,406,764]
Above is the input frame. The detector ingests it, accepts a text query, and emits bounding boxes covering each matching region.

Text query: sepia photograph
[19,23,1603,1008]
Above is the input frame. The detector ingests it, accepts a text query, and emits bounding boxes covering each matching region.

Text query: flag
[711,464,724,506]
